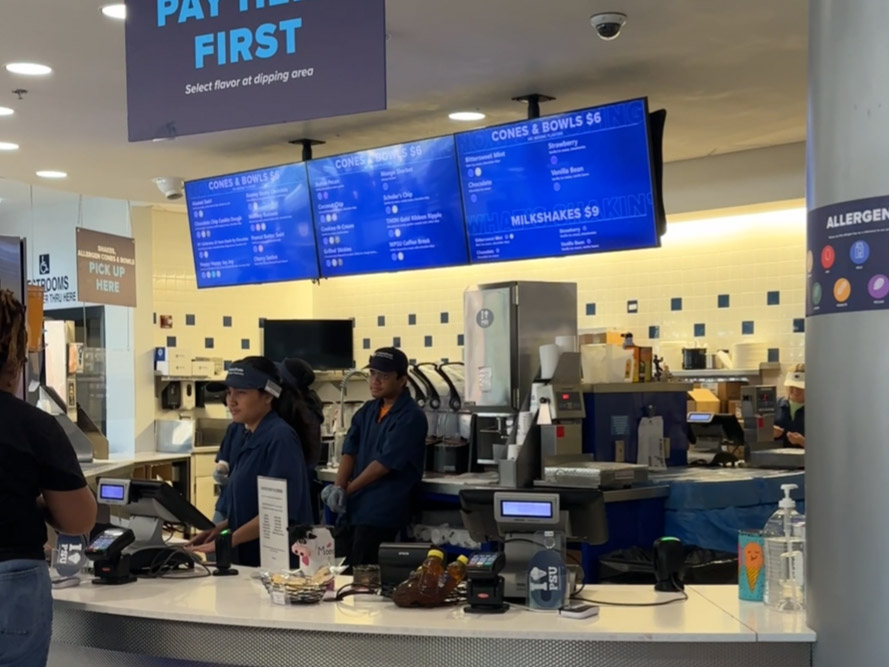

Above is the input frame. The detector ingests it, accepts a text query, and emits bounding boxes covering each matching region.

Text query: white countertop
[53,572,812,643]
[80,452,191,479]
[689,585,815,642]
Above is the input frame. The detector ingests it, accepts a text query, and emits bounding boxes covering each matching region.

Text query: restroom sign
[76,229,137,307]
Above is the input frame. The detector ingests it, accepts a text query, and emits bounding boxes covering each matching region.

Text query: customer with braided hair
[0,289,97,666]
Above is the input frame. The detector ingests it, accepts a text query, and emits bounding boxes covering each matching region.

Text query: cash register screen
[99,484,126,501]
[500,500,554,519]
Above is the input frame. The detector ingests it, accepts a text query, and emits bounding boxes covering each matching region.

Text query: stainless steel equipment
[740,385,777,453]
[464,281,577,466]
[464,281,577,412]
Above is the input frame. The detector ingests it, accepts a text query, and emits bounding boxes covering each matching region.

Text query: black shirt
[0,391,87,562]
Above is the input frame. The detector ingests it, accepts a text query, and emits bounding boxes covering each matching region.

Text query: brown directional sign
[76,229,137,307]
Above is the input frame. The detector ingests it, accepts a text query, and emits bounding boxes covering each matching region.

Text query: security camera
[153,177,184,201]
[590,12,627,40]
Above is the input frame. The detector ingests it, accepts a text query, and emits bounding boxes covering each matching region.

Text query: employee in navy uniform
[0,290,97,667]
[774,363,806,449]
[189,357,313,566]
[327,347,428,567]
[211,358,321,524]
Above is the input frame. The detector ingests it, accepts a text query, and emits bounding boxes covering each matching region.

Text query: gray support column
[808,1,889,665]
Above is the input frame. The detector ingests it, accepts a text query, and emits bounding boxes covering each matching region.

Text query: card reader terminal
[86,528,137,586]
[465,552,509,615]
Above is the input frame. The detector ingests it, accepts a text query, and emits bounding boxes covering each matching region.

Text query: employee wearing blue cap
[188,357,313,566]
[326,347,428,566]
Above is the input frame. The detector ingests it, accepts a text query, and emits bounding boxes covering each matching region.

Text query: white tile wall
[151,205,806,367]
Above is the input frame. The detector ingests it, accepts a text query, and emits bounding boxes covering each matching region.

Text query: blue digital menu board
[455,98,660,263]
[307,136,469,277]
[186,164,319,288]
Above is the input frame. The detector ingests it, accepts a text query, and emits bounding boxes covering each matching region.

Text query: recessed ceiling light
[0,107,13,117]
[6,62,52,76]
[101,4,126,19]
[0,142,19,151]
[36,170,67,179]
[449,111,486,122]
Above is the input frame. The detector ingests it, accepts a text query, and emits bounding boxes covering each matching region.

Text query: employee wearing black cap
[327,347,428,566]
[188,357,313,567]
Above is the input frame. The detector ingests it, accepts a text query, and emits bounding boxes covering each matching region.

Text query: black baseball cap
[369,347,409,376]
[206,362,282,397]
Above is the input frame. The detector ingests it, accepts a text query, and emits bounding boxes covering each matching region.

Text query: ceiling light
[0,107,13,117]
[449,111,486,122]
[6,62,52,76]
[0,142,19,151]
[101,4,126,19]
[36,170,67,179]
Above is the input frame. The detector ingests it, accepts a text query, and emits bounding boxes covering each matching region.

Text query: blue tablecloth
[650,468,806,553]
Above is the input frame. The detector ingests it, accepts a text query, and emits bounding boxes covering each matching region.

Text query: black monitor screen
[263,320,355,371]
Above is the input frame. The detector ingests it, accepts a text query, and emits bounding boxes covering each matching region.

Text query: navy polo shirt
[774,398,805,448]
[343,389,428,528]
[214,422,248,518]
[223,411,313,567]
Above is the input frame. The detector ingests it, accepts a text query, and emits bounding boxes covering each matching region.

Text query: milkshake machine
[463,282,578,473]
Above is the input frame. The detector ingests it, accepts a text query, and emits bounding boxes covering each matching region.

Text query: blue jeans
[0,560,52,667]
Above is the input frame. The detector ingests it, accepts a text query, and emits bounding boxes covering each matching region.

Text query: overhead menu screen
[307,136,469,277]
[455,98,659,264]
[186,164,319,288]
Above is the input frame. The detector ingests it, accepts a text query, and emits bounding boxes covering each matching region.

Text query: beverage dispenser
[463,281,577,465]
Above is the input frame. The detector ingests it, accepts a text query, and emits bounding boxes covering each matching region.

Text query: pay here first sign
[76,229,137,307]
[124,0,387,141]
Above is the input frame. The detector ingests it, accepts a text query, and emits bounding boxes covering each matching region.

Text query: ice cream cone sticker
[744,542,764,591]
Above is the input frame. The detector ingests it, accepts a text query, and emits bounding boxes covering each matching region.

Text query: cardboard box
[688,388,720,413]
[191,360,215,378]
[579,331,625,346]
[155,347,191,376]
[633,347,653,382]
[716,382,744,403]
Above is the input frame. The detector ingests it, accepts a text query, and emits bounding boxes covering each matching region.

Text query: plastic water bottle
[763,484,806,611]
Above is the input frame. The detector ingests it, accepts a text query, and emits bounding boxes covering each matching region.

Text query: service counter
[50,571,813,667]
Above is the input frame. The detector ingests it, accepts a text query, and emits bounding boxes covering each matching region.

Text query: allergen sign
[808,195,889,317]
[76,229,137,307]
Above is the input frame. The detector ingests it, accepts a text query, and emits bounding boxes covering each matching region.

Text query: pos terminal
[97,478,214,576]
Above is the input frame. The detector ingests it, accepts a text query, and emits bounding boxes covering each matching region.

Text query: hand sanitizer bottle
[763,484,806,610]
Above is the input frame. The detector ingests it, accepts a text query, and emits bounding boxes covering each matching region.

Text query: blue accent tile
[441,358,449,364]
[718,294,730,309]
[393,337,401,348]
[648,326,660,340]
[585,303,597,316]
[224,360,233,371]
[408,314,417,326]
[377,315,386,327]
[457,334,465,347]
[793,318,806,333]
[694,323,706,337]
[424,336,433,348]
[241,339,250,350]
[205,337,215,349]
[223,316,233,327]
[671,298,683,312]
[166,336,177,348]
[185,314,196,326]
[441,312,450,324]
[153,313,157,325]
[258,318,266,328]
[767,291,781,306]
[409,358,417,365]
[627,300,639,314]
[768,348,781,363]
[363,338,371,350]
[742,321,755,335]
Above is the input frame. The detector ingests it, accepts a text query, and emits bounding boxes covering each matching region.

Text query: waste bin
[598,545,738,585]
